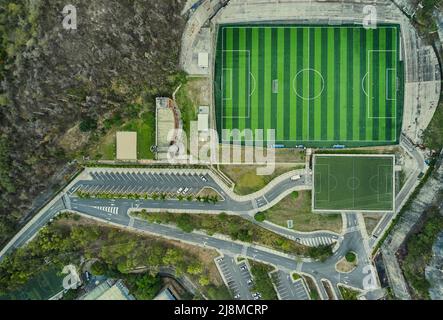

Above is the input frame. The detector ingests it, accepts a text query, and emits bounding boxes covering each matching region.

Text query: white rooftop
[198,52,209,68]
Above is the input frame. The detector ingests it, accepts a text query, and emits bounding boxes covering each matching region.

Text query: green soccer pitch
[312,155,395,212]
[214,25,404,147]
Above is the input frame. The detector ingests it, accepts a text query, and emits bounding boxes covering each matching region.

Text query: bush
[307,244,333,262]
[254,212,266,222]
[176,214,196,233]
[79,117,98,132]
[345,252,356,263]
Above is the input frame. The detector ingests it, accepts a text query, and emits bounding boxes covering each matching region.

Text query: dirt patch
[363,213,384,235]
[336,258,358,273]
[57,124,90,153]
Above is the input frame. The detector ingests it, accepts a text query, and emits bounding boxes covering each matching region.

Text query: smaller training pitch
[313,155,394,212]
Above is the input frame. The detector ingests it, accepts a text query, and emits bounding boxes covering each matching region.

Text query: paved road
[369,136,426,247]
[67,169,339,246]
[0,168,375,300]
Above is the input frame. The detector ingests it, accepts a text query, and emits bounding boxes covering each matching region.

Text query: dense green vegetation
[248,261,278,300]
[401,205,443,299]
[423,94,443,151]
[338,285,360,300]
[306,244,334,262]
[0,138,15,193]
[373,159,438,254]
[413,0,441,35]
[0,214,226,299]
[79,117,98,132]
[134,211,315,257]
[0,1,38,81]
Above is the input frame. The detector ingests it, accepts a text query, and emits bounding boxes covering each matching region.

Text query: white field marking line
[222,68,233,101]
[221,49,251,120]
[313,163,330,205]
[353,159,355,209]
[386,68,396,101]
[377,164,394,204]
[361,72,369,97]
[249,72,257,97]
[292,68,325,101]
[367,49,398,120]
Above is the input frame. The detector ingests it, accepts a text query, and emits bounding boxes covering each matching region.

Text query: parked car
[183,187,190,194]
[200,175,208,182]
[291,175,301,181]
[177,187,184,194]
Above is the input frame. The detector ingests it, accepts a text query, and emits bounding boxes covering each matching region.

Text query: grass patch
[220,164,303,195]
[175,78,201,143]
[248,260,278,300]
[92,111,155,160]
[263,191,342,233]
[363,213,384,236]
[292,273,301,281]
[338,285,360,300]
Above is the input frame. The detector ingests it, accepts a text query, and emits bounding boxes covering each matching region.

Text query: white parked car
[291,175,301,181]
[183,187,190,194]
[177,187,184,194]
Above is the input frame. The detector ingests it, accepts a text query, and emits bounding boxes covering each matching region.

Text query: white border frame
[312,154,396,213]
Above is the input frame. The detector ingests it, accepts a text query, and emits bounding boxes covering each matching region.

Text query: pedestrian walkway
[93,206,119,215]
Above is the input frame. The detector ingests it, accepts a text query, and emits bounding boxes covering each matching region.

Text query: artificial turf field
[313,155,395,212]
[214,25,404,147]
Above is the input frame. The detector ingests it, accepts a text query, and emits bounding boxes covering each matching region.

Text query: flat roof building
[198,52,209,68]
[116,132,137,161]
[80,279,135,300]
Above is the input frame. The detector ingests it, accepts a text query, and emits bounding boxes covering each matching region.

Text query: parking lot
[273,271,310,300]
[216,256,253,300]
[70,171,213,197]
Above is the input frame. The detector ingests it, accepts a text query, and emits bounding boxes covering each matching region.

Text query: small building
[154,287,177,301]
[198,114,209,132]
[198,52,209,68]
[80,279,135,300]
[198,106,209,133]
[116,131,137,161]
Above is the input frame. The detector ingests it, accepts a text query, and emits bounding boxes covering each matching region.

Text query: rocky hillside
[0,0,186,244]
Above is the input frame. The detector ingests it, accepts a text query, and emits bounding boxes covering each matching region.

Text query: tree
[176,214,195,233]
[162,249,183,266]
[79,117,98,132]
[254,212,266,222]
[90,260,108,276]
[133,273,162,300]
[187,262,203,275]
[198,275,210,286]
